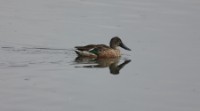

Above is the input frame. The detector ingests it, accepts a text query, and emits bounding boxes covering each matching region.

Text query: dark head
[110,36,131,51]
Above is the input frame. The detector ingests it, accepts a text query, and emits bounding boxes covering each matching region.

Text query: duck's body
[75,37,131,58]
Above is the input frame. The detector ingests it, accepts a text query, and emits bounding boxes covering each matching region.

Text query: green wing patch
[89,48,99,55]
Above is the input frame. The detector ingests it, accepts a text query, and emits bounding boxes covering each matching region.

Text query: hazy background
[0,0,200,111]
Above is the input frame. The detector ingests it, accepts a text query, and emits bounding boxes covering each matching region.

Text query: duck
[75,36,131,58]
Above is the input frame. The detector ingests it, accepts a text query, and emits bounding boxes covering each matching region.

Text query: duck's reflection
[74,57,131,75]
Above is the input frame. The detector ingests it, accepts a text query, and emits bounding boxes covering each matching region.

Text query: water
[0,0,200,111]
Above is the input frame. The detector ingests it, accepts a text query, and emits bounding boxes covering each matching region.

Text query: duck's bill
[120,43,131,51]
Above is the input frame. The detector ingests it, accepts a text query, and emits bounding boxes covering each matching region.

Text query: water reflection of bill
[74,57,131,75]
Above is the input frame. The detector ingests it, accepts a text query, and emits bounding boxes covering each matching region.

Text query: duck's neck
[110,44,117,49]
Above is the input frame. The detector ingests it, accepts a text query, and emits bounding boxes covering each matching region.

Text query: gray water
[0,0,200,111]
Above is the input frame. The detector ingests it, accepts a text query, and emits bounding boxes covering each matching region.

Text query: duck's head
[110,36,131,51]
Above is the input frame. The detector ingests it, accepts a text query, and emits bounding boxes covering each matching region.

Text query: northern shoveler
[75,36,131,58]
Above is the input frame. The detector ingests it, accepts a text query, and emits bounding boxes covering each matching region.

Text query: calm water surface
[0,37,199,111]
[0,0,200,111]
[0,44,135,111]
